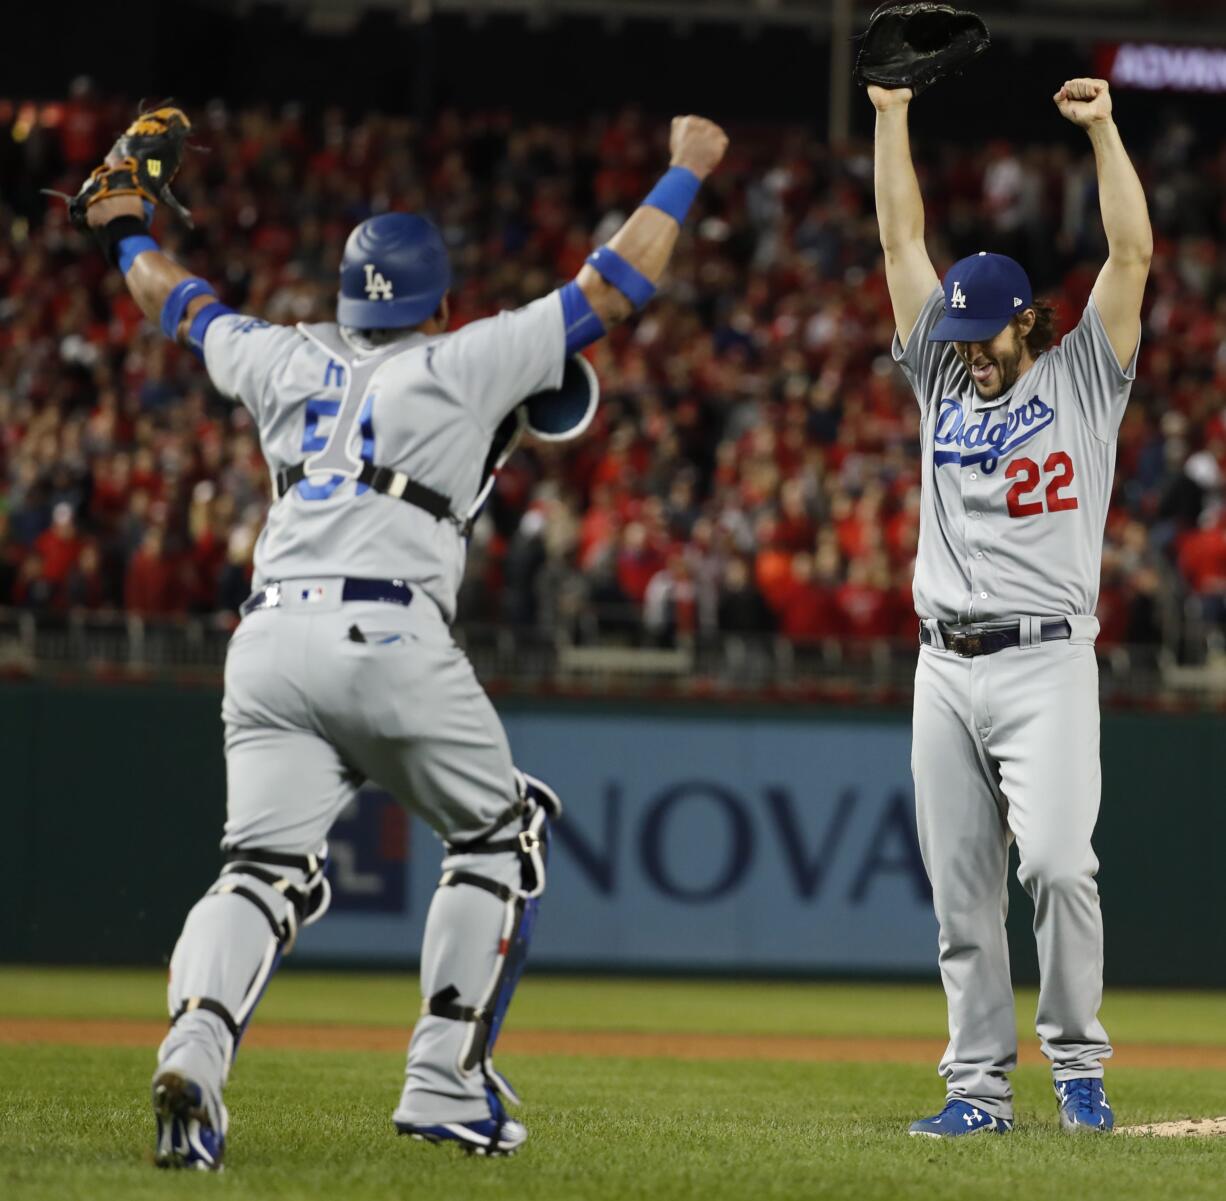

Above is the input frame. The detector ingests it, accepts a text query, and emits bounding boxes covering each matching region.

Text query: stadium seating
[2,97,1223,655]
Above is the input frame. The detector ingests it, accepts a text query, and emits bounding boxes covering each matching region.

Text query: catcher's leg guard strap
[423,983,486,1023]
[212,881,284,943]
[170,996,241,1043]
[440,870,514,903]
[223,846,327,874]
[218,845,332,954]
[444,804,523,855]
[446,772,559,894]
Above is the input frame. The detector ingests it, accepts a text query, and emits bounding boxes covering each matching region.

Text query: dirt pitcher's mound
[1119,1117,1226,1138]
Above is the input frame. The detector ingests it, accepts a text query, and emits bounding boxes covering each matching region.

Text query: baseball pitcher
[870,78,1151,1135]
[64,106,728,1166]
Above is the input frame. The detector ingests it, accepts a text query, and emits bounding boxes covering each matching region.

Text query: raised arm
[869,86,940,348]
[48,107,221,348]
[1055,78,1151,369]
[575,116,728,329]
[86,195,217,341]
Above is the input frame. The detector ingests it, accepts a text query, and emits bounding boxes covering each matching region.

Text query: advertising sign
[298,710,938,974]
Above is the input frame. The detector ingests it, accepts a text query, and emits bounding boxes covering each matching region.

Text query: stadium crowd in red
[2,88,1224,648]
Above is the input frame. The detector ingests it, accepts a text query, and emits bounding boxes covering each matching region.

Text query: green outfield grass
[1,968,1224,1201]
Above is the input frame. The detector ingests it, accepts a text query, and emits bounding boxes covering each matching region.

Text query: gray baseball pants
[156,580,525,1128]
[911,615,1112,1119]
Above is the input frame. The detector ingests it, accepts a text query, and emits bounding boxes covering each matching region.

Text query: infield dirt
[4,1016,1225,1069]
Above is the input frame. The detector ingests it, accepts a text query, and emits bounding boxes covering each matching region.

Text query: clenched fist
[669,116,729,181]
[1054,78,1113,128]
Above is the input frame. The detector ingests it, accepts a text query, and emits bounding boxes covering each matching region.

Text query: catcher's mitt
[54,105,194,230]
[854,3,990,96]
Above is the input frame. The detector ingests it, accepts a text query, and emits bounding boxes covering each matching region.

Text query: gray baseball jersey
[202,292,565,621]
[894,285,1138,624]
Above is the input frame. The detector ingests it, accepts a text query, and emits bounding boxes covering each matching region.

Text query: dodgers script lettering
[933,395,1055,473]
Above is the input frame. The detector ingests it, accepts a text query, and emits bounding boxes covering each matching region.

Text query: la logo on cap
[364,263,394,300]
[951,282,968,310]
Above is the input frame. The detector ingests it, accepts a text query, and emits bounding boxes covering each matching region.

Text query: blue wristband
[161,277,217,340]
[116,234,159,275]
[585,247,655,310]
[559,281,606,354]
[642,166,702,225]
[186,301,235,359]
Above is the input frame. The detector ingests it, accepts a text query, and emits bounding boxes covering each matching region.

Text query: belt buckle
[950,631,982,657]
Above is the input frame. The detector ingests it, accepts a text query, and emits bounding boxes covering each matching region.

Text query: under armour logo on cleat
[963,1108,982,1126]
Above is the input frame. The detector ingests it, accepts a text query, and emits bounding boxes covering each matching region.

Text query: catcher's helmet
[337,213,451,329]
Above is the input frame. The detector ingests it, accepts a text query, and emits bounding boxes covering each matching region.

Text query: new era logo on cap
[928,252,1035,344]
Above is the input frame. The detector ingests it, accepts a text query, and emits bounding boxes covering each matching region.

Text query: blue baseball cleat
[396,1087,526,1157]
[1055,1078,1114,1132]
[396,1115,527,1157]
[909,1099,1014,1138]
[152,1071,226,1170]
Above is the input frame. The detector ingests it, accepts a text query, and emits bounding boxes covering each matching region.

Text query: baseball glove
[854,3,990,96]
[54,105,194,230]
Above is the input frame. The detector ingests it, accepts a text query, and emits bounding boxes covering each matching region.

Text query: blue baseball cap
[928,252,1033,343]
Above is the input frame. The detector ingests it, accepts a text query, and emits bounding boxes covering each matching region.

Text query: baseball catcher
[870,56,1151,1138]
[63,106,728,1166]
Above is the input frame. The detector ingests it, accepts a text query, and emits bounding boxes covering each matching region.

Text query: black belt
[919,618,1072,658]
[240,577,413,617]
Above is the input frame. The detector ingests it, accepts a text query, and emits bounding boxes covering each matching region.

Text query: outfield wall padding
[0,681,1221,986]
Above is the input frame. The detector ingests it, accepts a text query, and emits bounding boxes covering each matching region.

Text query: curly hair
[1018,301,1057,356]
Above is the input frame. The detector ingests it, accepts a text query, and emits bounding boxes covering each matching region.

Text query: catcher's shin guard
[395,773,560,1132]
[155,846,331,1135]
[482,774,559,1078]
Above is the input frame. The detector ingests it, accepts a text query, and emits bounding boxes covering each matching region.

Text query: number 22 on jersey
[1004,451,1078,518]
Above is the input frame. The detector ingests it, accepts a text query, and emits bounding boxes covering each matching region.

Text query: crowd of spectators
[2,84,1225,653]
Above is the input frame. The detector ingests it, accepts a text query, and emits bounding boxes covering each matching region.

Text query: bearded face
[955,320,1027,400]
